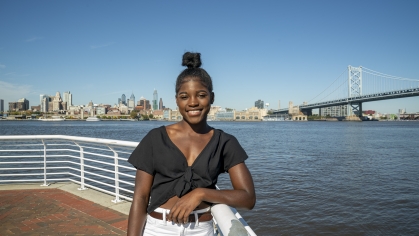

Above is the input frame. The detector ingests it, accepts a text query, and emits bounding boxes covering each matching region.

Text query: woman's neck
[178,120,211,134]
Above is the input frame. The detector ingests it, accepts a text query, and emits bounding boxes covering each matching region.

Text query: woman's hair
[175,52,213,94]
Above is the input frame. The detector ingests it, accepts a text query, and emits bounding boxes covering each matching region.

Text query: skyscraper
[121,94,126,105]
[159,98,163,110]
[0,99,4,112]
[40,94,48,112]
[128,93,135,110]
[153,89,158,110]
[63,91,72,110]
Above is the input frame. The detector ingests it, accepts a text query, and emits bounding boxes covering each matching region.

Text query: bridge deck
[0,183,129,235]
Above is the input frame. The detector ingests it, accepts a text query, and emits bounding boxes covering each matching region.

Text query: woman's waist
[149,206,212,222]
[160,196,212,210]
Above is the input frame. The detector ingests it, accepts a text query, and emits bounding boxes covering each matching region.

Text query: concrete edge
[0,182,131,215]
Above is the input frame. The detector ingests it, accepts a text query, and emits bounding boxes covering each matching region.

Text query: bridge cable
[307,70,346,103]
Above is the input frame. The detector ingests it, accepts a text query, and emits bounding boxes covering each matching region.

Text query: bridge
[274,66,419,117]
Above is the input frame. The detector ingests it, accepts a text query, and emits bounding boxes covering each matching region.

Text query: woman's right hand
[167,188,204,224]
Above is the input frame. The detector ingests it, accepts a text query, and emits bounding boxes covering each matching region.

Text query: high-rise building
[320,105,348,117]
[63,91,72,110]
[159,98,163,110]
[153,89,158,110]
[128,93,135,110]
[0,99,4,112]
[255,99,264,109]
[52,92,62,111]
[138,97,151,110]
[40,94,48,112]
[17,98,29,110]
[9,102,17,111]
[121,94,126,105]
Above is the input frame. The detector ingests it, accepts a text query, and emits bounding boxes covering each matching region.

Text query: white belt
[153,207,211,226]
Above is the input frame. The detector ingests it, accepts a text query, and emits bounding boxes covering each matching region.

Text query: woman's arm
[167,162,255,224]
[127,170,153,236]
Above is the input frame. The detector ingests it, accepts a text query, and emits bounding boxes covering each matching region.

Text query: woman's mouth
[187,110,202,116]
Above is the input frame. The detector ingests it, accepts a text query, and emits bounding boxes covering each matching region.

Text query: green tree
[130,111,137,119]
[149,114,154,119]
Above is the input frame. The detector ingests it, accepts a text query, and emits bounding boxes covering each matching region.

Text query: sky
[1,0,418,114]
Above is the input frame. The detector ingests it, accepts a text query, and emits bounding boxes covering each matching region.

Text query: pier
[0,182,129,235]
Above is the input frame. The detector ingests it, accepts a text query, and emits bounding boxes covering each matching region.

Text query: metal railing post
[108,145,122,203]
[74,142,86,190]
[40,139,50,186]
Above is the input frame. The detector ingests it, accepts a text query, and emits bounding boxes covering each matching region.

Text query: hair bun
[182,52,202,69]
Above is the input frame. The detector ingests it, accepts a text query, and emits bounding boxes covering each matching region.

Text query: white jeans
[143,211,215,236]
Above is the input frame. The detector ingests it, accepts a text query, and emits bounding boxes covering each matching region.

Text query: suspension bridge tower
[348,66,363,117]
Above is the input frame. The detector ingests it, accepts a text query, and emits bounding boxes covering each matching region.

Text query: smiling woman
[127,52,255,236]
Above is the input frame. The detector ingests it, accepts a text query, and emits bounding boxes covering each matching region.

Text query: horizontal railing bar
[0,135,139,147]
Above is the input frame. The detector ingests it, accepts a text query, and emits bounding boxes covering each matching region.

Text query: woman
[127,52,255,236]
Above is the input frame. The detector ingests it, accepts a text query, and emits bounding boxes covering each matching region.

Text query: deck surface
[0,184,129,236]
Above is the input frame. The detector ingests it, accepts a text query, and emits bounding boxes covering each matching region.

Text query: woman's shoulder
[142,126,166,139]
[213,128,239,142]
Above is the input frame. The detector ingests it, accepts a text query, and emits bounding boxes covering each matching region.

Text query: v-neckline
[162,126,216,167]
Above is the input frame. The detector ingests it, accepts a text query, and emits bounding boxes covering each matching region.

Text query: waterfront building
[39,94,50,112]
[8,102,17,111]
[288,101,300,115]
[255,99,264,109]
[107,107,121,116]
[153,89,158,110]
[151,110,163,120]
[235,107,264,121]
[163,109,170,120]
[62,91,72,110]
[31,105,41,111]
[208,106,222,120]
[0,99,3,112]
[159,98,163,110]
[119,104,129,114]
[215,109,234,121]
[96,106,106,115]
[16,98,30,111]
[320,105,348,117]
[170,109,182,121]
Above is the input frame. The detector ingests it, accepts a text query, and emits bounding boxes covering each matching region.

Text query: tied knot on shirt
[175,166,196,197]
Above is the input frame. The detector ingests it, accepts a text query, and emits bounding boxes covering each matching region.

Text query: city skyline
[1,1,418,113]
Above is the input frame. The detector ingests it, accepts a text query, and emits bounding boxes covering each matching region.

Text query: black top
[128,126,248,213]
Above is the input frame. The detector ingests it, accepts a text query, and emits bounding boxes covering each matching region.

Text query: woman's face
[176,78,214,125]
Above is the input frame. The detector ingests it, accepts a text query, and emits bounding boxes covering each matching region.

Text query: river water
[1,120,418,235]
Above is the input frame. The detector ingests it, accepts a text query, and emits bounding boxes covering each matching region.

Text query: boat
[86,116,101,121]
[38,116,65,121]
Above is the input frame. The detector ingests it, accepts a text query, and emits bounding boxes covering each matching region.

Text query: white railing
[0,135,256,236]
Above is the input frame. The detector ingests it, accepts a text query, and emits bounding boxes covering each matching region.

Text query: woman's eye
[180,96,188,100]
[198,94,207,98]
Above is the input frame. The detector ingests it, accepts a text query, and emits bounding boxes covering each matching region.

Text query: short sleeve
[128,131,154,175]
[222,134,248,172]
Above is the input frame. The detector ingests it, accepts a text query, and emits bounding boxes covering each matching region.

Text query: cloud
[90,42,115,49]
[25,37,43,42]
[0,64,5,69]
[0,81,32,102]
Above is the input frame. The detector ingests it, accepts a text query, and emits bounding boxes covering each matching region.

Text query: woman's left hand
[167,189,203,224]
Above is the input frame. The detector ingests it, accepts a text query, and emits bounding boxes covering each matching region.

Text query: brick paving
[0,189,128,235]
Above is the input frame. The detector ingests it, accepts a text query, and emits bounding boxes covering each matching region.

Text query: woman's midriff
[159,195,211,211]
